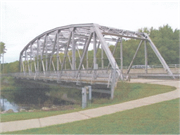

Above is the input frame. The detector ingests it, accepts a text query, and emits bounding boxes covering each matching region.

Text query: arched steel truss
[18,23,174,98]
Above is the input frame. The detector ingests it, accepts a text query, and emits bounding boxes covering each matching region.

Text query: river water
[0,88,81,112]
[0,98,19,112]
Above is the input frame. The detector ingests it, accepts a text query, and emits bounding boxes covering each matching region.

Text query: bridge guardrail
[120,64,180,69]
[10,68,119,89]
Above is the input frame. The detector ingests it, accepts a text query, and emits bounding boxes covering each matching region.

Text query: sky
[0,0,179,63]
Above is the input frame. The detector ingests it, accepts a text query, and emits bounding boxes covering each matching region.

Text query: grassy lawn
[90,82,176,107]
[1,82,176,122]
[6,98,180,134]
[0,106,81,122]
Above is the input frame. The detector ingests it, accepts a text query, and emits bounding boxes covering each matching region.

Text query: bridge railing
[11,68,119,89]
[122,64,180,69]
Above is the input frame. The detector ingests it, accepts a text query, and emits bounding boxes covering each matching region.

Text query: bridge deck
[12,69,117,94]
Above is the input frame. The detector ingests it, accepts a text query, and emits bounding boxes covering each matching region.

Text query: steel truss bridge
[13,23,175,99]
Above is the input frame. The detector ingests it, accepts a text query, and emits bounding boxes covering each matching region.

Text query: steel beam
[77,32,93,72]
[49,31,58,71]
[42,34,48,56]
[25,49,31,74]
[30,44,33,72]
[67,52,73,69]
[72,29,76,70]
[107,38,120,69]
[94,24,123,80]
[41,35,48,73]
[76,46,85,69]
[101,45,104,69]
[61,31,72,71]
[45,38,48,71]
[146,34,175,79]
[37,39,40,72]
[86,49,88,69]
[120,37,123,73]
[93,32,97,69]
[127,40,143,74]
[25,49,27,73]
[144,40,148,74]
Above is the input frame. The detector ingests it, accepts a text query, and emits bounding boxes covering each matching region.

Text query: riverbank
[1,78,179,134]
[6,98,179,134]
[1,76,82,113]
[0,77,176,122]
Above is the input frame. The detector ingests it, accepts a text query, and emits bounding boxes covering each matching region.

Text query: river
[0,88,81,112]
[0,97,19,112]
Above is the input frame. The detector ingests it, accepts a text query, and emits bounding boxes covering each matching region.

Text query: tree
[0,42,6,56]
[0,42,7,73]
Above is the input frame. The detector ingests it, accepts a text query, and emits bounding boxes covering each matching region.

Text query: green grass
[92,82,176,106]
[6,98,180,134]
[0,106,81,122]
[1,82,176,122]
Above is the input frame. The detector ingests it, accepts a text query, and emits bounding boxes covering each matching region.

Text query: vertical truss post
[56,35,60,72]
[30,43,37,73]
[90,40,101,73]
[52,60,56,71]
[25,49,30,75]
[33,58,37,73]
[45,49,48,72]
[37,39,40,73]
[93,32,97,69]
[30,44,36,72]
[127,40,143,74]
[93,32,97,78]
[76,46,85,69]
[86,49,88,69]
[144,40,148,74]
[146,34,175,79]
[120,37,123,73]
[22,58,25,73]
[101,46,104,69]
[49,31,58,71]
[72,29,76,70]
[27,50,31,74]
[61,31,72,72]
[20,55,23,73]
[19,53,22,72]
[67,53,73,69]
[41,34,48,74]
[25,49,27,73]
[30,44,33,73]
[42,34,48,56]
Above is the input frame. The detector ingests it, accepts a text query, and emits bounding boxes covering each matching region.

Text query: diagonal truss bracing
[18,23,175,98]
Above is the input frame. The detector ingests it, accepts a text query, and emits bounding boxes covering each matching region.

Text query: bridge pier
[82,86,92,109]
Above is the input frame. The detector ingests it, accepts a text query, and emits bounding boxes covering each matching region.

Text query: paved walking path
[0,79,179,133]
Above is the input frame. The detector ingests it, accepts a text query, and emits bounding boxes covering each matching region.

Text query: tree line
[1,24,179,73]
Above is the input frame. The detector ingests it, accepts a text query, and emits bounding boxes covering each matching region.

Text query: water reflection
[0,97,19,112]
[1,86,81,112]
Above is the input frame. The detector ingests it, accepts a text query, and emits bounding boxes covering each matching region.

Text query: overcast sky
[0,0,179,63]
